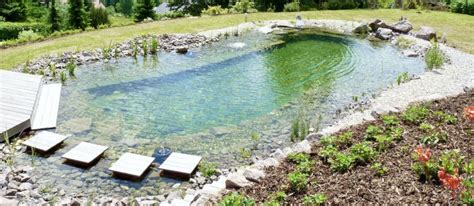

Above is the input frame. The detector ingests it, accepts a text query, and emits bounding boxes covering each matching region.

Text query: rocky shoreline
[2,18,472,206]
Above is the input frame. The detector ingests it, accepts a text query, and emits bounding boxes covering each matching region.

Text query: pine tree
[49,0,60,32]
[133,0,155,22]
[90,7,110,29]
[0,0,28,22]
[68,0,88,30]
[119,0,134,16]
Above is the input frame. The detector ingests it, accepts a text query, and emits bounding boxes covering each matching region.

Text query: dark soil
[239,89,474,204]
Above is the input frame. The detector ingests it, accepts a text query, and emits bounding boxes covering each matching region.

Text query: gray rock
[243,168,265,183]
[270,149,286,161]
[225,173,251,189]
[402,50,419,57]
[18,182,33,191]
[138,199,159,206]
[293,140,312,154]
[7,182,18,190]
[0,196,18,205]
[390,20,413,33]
[5,189,16,196]
[375,28,393,40]
[415,26,436,41]
[368,19,389,32]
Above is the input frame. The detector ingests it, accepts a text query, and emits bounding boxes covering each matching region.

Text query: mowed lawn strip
[1,9,473,70]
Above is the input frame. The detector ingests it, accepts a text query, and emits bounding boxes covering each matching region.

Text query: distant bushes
[0,22,48,40]
[284,1,301,12]
[450,0,474,15]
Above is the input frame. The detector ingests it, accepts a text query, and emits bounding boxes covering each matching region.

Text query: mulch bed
[239,89,474,204]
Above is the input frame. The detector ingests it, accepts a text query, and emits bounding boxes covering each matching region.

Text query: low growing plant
[336,131,353,146]
[439,150,465,175]
[302,193,327,205]
[287,153,310,164]
[365,125,383,140]
[389,127,404,141]
[329,152,354,173]
[219,193,255,206]
[318,145,338,162]
[419,122,435,132]
[382,115,400,127]
[412,145,438,182]
[438,167,462,198]
[464,159,474,175]
[370,163,388,176]
[396,72,410,85]
[420,131,448,145]
[319,135,335,147]
[240,148,252,159]
[461,178,474,204]
[287,171,308,192]
[402,104,430,124]
[433,111,458,125]
[395,37,415,49]
[350,142,377,164]
[296,159,315,174]
[374,134,392,152]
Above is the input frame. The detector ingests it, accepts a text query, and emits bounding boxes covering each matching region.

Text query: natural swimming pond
[17,29,426,197]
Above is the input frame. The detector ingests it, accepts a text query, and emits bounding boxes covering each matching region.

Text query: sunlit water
[16,30,426,197]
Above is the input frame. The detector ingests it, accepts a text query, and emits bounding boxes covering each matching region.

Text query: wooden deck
[31,84,62,130]
[109,153,155,179]
[22,131,68,153]
[62,142,108,166]
[159,152,202,177]
[0,70,43,139]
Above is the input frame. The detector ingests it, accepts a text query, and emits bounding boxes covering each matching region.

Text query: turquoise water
[19,30,426,197]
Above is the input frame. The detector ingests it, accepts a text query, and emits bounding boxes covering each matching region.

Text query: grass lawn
[0,9,473,70]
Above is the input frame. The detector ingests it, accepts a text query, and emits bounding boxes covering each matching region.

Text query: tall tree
[90,6,109,29]
[68,0,88,30]
[49,0,60,32]
[133,0,155,22]
[0,0,28,22]
[119,0,133,15]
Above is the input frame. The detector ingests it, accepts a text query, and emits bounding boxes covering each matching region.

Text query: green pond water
[18,30,426,197]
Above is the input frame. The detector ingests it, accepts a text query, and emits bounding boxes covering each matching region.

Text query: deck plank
[159,152,202,176]
[31,84,62,130]
[62,142,108,165]
[109,153,155,178]
[22,131,68,152]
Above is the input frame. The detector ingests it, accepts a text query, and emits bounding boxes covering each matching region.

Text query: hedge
[0,22,49,41]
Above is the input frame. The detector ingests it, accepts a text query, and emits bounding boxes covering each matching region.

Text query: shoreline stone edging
[2,18,472,206]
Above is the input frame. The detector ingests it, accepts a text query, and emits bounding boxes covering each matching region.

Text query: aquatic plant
[142,40,148,56]
[425,43,444,70]
[132,41,139,58]
[151,38,158,55]
[48,63,57,77]
[290,116,309,142]
[239,147,252,159]
[396,72,410,85]
[198,161,218,178]
[3,131,17,170]
[102,43,112,59]
[60,71,67,84]
[66,61,76,79]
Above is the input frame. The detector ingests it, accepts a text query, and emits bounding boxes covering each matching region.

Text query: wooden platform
[0,70,43,139]
[31,83,62,130]
[159,152,202,177]
[22,131,68,153]
[62,142,108,166]
[109,153,155,179]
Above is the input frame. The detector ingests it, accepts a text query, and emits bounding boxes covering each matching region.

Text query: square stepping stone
[159,152,202,177]
[109,153,155,179]
[62,142,108,166]
[22,131,68,153]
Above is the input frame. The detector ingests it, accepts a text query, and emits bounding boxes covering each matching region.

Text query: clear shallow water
[17,30,426,197]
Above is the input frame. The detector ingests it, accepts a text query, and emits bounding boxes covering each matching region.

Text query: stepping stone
[62,142,108,166]
[109,153,155,180]
[22,131,68,153]
[31,83,62,130]
[159,152,202,178]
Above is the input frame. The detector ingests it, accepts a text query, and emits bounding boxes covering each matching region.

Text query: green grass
[1,9,473,70]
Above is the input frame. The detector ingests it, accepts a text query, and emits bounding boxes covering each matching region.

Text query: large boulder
[353,23,370,35]
[375,28,393,40]
[243,168,265,183]
[415,26,437,41]
[368,19,390,32]
[390,20,413,34]
[225,173,251,189]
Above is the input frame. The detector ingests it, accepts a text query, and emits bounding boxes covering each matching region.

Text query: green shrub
[287,171,308,192]
[425,43,444,70]
[133,0,156,22]
[198,162,218,177]
[318,145,338,162]
[296,159,315,174]
[370,163,388,176]
[329,152,354,172]
[219,193,255,206]
[464,159,474,175]
[17,30,43,42]
[375,134,392,152]
[283,1,301,12]
[350,142,376,164]
[461,178,474,204]
[389,127,404,141]
[156,11,185,20]
[440,150,465,174]
[288,153,310,164]
[382,115,400,127]
[450,0,474,15]
[0,22,48,41]
[302,193,327,205]
[201,6,228,16]
[319,135,335,146]
[232,0,257,13]
[420,132,448,145]
[411,160,439,181]
[402,104,430,124]
[90,7,110,29]
[419,122,434,132]
[336,132,353,146]
[365,125,383,140]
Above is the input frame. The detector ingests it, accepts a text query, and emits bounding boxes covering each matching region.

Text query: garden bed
[233,88,474,204]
